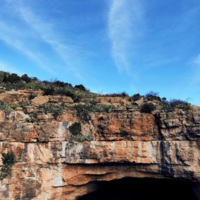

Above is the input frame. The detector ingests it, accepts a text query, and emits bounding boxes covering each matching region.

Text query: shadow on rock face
[78,177,198,200]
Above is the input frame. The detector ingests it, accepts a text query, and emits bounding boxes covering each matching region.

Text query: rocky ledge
[0,89,200,199]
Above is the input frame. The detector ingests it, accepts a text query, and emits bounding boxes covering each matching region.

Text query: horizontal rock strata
[0,90,199,199]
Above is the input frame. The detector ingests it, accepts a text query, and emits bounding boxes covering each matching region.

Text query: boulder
[31,96,49,106]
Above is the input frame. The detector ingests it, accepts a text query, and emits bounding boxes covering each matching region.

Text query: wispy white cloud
[1,0,85,81]
[13,1,84,80]
[108,0,143,72]
[0,22,56,75]
[190,54,200,85]
[193,54,200,65]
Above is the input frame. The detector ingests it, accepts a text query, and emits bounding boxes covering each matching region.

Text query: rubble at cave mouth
[78,177,198,200]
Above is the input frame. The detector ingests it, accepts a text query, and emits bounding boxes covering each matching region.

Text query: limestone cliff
[0,89,200,199]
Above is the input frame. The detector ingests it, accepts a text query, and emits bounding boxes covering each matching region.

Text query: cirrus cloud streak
[108,0,143,72]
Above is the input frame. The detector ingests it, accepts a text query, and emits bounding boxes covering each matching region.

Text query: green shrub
[21,74,31,83]
[42,85,56,95]
[140,103,156,113]
[161,99,192,111]
[75,102,100,113]
[105,92,129,97]
[26,117,39,123]
[56,87,83,102]
[0,72,5,82]
[56,88,74,97]
[10,81,27,90]
[6,73,21,83]
[69,132,94,147]
[25,81,44,90]
[69,122,94,146]
[132,93,142,101]
[53,80,65,87]
[0,101,12,111]
[69,122,81,136]
[19,102,32,107]
[0,81,25,90]
[75,84,86,91]
[145,91,161,101]
[58,87,96,102]
[36,103,65,118]
[121,92,129,97]
[161,97,167,102]
[168,99,191,109]
[0,152,16,180]
[1,152,15,166]
[74,102,114,121]
[75,102,114,113]
[73,94,82,103]
[11,102,33,110]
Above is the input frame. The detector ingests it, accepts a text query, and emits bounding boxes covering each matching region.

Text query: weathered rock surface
[0,90,200,199]
[0,90,43,105]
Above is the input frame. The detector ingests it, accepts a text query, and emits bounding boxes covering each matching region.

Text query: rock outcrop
[0,90,200,199]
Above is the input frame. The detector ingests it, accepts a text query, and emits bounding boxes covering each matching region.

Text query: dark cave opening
[78,177,199,200]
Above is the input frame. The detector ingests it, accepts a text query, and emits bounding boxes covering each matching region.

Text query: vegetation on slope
[0,152,16,180]
[0,71,97,102]
[0,71,193,112]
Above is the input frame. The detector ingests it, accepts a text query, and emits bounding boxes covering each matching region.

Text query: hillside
[0,71,200,200]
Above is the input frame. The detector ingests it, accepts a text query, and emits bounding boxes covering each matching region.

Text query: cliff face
[0,90,200,200]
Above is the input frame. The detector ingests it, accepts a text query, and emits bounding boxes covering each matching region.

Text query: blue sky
[0,0,200,105]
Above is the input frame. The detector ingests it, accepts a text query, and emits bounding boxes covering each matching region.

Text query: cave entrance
[78,177,198,200]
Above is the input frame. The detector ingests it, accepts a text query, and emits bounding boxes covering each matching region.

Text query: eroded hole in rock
[78,178,198,200]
